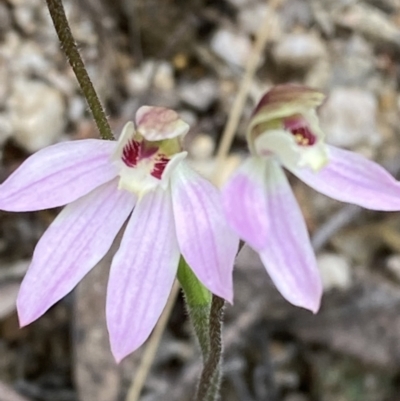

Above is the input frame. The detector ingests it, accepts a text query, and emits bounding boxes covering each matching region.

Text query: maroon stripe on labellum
[122,138,170,179]
[151,156,169,179]
[122,139,140,167]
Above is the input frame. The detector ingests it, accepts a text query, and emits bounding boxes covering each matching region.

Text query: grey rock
[179,78,218,111]
[280,0,313,29]
[320,87,380,149]
[12,41,51,76]
[317,253,352,290]
[334,3,400,48]
[239,3,281,39]
[272,32,327,69]
[126,61,156,94]
[331,35,375,86]
[68,96,86,123]
[188,134,215,160]
[153,61,175,91]
[210,29,252,68]
[13,0,42,35]
[8,79,66,152]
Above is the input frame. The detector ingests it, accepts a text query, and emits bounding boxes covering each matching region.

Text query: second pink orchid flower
[222,85,400,313]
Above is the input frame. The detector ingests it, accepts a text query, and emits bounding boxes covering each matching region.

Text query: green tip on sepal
[177,257,212,307]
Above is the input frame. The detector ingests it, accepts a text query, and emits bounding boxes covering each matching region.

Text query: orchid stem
[45,0,114,140]
[177,258,212,361]
[195,295,225,401]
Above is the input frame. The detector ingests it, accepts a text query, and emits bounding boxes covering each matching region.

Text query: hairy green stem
[187,304,211,360]
[195,295,225,401]
[177,258,212,360]
[45,0,114,140]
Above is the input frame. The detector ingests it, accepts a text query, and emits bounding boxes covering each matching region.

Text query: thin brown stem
[213,0,283,185]
[45,0,114,140]
[126,281,181,401]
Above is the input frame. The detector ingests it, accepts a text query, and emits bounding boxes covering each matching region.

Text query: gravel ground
[1,0,400,400]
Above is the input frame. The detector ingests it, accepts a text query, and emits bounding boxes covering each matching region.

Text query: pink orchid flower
[0,106,238,362]
[222,85,400,313]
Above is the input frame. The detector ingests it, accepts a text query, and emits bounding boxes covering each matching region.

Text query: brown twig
[214,0,283,179]
[125,281,180,401]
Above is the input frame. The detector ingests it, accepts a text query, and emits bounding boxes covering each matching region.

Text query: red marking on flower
[140,146,158,159]
[121,138,170,179]
[122,140,159,167]
[151,156,169,179]
[122,139,140,167]
[284,117,316,146]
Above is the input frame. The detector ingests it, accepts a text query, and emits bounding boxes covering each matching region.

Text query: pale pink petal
[258,159,322,312]
[171,163,238,303]
[17,179,136,326]
[221,157,271,251]
[106,187,180,362]
[0,139,117,211]
[290,145,400,211]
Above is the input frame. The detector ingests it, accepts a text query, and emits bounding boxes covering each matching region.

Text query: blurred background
[1,0,400,400]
